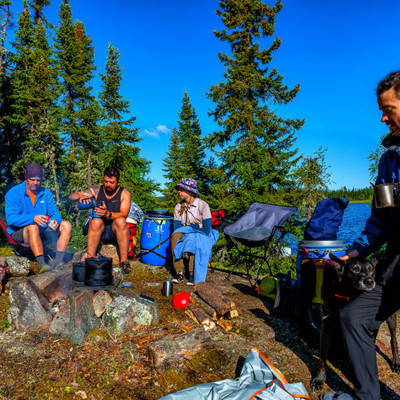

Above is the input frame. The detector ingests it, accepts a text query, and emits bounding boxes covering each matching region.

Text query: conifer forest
[0,0,375,242]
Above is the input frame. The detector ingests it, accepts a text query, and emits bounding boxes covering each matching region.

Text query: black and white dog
[310,254,400,391]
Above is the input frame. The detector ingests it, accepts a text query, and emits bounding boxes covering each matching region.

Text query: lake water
[337,202,371,245]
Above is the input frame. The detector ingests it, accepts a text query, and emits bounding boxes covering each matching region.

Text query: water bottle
[78,198,95,210]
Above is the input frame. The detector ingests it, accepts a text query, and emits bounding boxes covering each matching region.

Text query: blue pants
[340,256,400,400]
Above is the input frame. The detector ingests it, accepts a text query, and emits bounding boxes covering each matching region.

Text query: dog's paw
[392,361,400,374]
[310,378,325,392]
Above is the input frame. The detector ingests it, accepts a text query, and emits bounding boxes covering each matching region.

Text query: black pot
[84,256,115,290]
[72,262,85,283]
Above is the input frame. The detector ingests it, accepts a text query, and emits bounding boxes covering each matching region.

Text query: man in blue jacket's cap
[5,163,72,273]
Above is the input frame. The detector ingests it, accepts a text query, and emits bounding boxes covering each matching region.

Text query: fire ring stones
[8,268,161,345]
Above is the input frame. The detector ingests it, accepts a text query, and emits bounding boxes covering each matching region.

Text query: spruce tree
[0,0,16,189]
[162,91,208,209]
[55,0,101,192]
[9,1,35,177]
[98,43,156,210]
[28,0,51,26]
[10,5,61,199]
[206,0,304,214]
[162,128,184,210]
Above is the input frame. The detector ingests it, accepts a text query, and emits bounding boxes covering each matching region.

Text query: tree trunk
[87,152,91,185]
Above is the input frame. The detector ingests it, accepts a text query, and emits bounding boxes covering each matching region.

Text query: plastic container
[78,198,95,210]
[140,210,173,266]
[296,240,347,304]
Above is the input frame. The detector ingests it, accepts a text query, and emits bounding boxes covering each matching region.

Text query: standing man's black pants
[340,256,400,400]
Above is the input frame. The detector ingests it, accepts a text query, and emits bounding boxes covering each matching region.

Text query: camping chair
[0,220,32,257]
[224,203,297,288]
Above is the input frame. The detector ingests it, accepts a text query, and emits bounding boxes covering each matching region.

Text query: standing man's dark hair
[104,166,120,181]
[377,70,400,98]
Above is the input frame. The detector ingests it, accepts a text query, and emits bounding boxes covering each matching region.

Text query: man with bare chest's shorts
[69,167,131,274]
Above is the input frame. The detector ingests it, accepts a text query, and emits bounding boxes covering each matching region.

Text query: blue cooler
[296,240,347,304]
[140,210,173,266]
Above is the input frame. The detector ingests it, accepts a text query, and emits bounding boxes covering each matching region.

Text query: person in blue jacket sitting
[5,163,72,273]
[171,178,214,285]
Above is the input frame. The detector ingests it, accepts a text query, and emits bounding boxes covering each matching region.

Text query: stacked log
[186,281,239,332]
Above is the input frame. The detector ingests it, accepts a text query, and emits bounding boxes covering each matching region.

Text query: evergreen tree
[206,0,304,214]
[10,5,61,199]
[55,0,101,192]
[293,147,331,222]
[9,1,35,177]
[28,0,51,26]
[368,134,386,183]
[0,0,16,189]
[162,128,184,210]
[98,43,156,210]
[162,91,208,209]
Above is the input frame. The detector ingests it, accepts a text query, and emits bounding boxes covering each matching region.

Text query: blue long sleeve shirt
[5,181,62,235]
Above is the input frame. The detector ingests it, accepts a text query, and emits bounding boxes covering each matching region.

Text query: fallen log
[189,292,217,319]
[194,281,237,317]
[185,304,216,330]
[148,328,212,371]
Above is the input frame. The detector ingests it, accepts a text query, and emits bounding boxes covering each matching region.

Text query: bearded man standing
[321,71,400,400]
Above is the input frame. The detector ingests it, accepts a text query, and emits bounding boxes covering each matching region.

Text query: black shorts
[12,226,60,244]
[100,224,116,243]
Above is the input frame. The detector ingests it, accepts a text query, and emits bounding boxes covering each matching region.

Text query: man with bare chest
[69,167,131,274]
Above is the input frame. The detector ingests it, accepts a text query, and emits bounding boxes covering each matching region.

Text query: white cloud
[143,124,171,138]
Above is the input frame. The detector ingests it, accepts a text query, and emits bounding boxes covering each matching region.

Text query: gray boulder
[8,278,53,330]
[103,289,160,334]
[5,256,31,277]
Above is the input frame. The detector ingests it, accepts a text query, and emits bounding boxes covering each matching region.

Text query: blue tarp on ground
[158,347,310,400]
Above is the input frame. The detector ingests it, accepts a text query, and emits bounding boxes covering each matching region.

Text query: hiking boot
[172,272,184,284]
[186,273,194,286]
[38,264,52,274]
[120,261,131,275]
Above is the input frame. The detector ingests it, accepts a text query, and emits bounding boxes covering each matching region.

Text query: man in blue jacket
[5,163,72,273]
[321,71,400,400]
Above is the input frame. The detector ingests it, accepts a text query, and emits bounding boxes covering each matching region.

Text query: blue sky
[8,0,400,190]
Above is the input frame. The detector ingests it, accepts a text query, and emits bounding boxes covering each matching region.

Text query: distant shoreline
[349,200,371,204]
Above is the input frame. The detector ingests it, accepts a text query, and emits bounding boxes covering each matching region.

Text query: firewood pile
[185,281,239,332]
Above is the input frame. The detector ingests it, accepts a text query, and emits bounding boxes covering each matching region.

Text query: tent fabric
[223,203,297,245]
[303,197,349,241]
[158,347,310,400]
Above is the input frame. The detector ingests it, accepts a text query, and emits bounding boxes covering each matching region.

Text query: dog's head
[329,254,377,291]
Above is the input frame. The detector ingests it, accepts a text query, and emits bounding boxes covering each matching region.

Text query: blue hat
[175,178,199,195]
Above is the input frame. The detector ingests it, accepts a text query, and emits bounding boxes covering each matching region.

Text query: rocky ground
[0,258,399,400]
